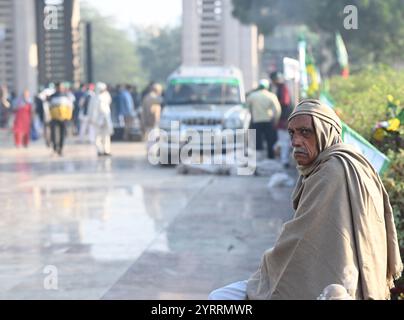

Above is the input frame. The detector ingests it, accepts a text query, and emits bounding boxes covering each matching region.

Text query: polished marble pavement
[0,140,295,299]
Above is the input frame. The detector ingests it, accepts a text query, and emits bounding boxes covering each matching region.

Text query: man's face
[288,115,319,166]
[57,83,65,93]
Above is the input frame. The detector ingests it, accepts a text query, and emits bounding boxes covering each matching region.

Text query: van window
[165,78,241,105]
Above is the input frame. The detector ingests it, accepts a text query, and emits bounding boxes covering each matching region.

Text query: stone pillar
[13,0,38,95]
[239,26,259,92]
[222,0,258,92]
[181,0,258,90]
[182,0,200,66]
[0,0,15,90]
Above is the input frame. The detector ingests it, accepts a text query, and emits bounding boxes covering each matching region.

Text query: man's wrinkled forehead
[288,114,314,130]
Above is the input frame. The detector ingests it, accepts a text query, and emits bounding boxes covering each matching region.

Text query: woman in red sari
[13,90,32,148]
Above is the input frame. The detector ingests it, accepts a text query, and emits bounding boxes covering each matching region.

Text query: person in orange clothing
[13,89,32,148]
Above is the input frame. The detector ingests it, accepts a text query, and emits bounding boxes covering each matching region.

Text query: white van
[157,65,251,163]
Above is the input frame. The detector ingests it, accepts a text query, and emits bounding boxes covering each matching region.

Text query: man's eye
[301,129,312,136]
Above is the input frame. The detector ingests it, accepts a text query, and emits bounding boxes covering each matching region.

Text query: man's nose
[291,135,303,148]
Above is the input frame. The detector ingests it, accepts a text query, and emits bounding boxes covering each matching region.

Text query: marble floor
[0,139,295,300]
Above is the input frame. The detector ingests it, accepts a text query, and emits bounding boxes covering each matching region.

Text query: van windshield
[165,78,242,105]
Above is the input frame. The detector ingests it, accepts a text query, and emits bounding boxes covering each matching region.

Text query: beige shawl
[247,100,403,300]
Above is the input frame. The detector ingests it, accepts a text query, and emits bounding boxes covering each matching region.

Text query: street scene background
[0,0,403,300]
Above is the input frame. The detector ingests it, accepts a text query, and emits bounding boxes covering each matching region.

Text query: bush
[383,150,404,248]
[329,65,404,141]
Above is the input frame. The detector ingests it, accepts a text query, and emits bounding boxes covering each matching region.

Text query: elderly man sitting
[209,99,403,300]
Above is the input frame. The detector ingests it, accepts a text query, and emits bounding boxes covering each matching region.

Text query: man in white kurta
[89,83,114,156]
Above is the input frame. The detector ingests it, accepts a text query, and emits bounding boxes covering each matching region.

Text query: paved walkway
[0,139,295,299]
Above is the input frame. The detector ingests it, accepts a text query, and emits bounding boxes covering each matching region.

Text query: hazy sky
[83,0,182,28]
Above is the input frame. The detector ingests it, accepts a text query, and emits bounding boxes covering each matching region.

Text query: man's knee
[208,289,220,300]
[208,281,248,300]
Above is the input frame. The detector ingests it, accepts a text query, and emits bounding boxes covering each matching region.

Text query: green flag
[298,35,309,98]
[335,32,349,77]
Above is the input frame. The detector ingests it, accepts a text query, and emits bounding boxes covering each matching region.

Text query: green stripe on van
[170,78,240,85]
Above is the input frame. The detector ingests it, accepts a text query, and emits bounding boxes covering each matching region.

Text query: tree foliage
[231,0,404,65]
[134,26,182,85]
[81,3,144,86]
[80,3,182,88]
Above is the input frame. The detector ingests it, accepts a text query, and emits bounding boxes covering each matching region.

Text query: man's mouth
[293,148,308,156]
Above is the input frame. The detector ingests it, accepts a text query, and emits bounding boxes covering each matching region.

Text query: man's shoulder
[262,90,280,103]
[50,92,68,99]
[248,90,272,100]
[310,156,345,184]
[246,90,259,100]
[263,90,277,98]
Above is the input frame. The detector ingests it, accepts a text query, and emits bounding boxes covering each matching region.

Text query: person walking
[48,82,74,156]
[73,84,87,135]
[120,85,136,141]
[78,83,95,143]
[246,79,281,159]
[0,84,11,128]
[270,71,293,168]
[88,82,114,157]
[13,90,32,148]
[141,83,163,137]
[37,87,54,148]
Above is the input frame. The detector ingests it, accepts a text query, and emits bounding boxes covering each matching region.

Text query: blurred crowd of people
[0,81,165,157]
[0,71,292,165]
